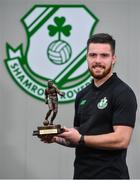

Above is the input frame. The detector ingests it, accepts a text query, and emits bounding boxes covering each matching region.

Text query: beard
[89,63,112,80]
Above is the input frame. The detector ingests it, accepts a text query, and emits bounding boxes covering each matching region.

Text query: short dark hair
[87,33,116,55]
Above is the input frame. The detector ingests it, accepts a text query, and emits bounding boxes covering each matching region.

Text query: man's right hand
[45,99,48,104]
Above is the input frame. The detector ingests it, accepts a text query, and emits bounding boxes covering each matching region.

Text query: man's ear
[112,55,117,65]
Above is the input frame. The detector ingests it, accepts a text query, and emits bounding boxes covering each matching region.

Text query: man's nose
[94,55,101,62]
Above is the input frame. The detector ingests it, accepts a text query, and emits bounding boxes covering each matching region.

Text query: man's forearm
[55,137,76,148]
[84,126,133,150]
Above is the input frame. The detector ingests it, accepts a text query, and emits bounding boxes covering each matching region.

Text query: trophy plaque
[33,80,65,137]
[33,124,64,136]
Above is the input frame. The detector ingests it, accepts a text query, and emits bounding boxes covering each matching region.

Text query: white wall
[0,0,140,178]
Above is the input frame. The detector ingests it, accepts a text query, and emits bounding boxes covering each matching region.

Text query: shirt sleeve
[112,88,137,128]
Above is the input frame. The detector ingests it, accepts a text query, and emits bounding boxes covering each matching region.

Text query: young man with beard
[40,33,137,179]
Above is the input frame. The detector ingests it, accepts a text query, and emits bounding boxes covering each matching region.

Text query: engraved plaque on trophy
[33,80,64,137]
[33,124,63,136]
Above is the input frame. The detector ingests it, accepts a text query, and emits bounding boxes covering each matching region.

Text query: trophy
[33,80,64,136]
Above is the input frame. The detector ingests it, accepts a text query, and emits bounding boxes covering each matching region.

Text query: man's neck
[94,73,113,87]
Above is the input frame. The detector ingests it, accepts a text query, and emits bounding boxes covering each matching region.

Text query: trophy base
[33,124,64,136]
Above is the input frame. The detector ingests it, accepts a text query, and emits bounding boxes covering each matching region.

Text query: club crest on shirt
[97,97,108,109]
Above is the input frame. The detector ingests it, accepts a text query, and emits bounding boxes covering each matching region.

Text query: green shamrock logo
[47,16,72,65]
[48,16,72,40]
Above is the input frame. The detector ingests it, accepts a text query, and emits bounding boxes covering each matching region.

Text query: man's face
[87,43,116,80]
[48,80,53,87]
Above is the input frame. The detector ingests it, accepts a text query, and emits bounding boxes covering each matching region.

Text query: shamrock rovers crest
[97,97,108,109]
[4,5,99,103]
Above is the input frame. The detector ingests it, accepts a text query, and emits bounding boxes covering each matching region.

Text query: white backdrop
[0,0,140,178]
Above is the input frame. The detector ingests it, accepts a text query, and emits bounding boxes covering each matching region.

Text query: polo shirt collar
[92,73,117,90]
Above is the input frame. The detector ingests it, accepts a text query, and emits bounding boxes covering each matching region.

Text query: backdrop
[0,0,140,178]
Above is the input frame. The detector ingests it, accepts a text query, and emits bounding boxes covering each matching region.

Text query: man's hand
[60,92,65,97]
[45,99,48,104]
[37,127,81,147]
[58,127,81,145]
[38,134,55,143]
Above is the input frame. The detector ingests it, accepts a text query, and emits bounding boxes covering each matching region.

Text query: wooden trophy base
[33,124,64,136]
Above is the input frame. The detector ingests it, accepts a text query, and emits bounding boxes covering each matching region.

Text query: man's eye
[101,53,110,58]
[89,53,96,57]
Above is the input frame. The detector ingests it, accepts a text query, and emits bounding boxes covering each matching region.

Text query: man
[40,33,137,179]
[44,80,64,125]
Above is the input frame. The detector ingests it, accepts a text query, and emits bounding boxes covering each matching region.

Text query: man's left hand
[58,127,81,145]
